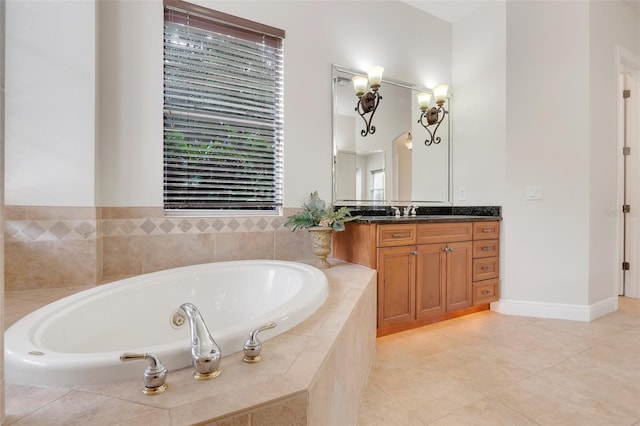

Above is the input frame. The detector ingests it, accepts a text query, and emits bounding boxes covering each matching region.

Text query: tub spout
[179,302,222,380]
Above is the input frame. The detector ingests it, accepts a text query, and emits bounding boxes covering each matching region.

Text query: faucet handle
[243,321,277,363]
[390,206,401,217]
[120,352,168,395]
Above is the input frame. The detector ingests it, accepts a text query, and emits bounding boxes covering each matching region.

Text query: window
[371,169,385,201]
[163,0,284,214]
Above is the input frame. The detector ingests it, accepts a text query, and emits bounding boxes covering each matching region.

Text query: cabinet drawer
[377,224,416,247]
[473,279,499,305]
[473,240,499,258]
[417,222,473,244]
[473,257,499,281]
[473,221,500,240]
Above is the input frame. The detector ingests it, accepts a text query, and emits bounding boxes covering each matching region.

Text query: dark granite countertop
[346,206,502,224]
[355,215,501,224]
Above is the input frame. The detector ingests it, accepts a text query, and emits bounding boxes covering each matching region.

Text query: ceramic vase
[308,226,333,269]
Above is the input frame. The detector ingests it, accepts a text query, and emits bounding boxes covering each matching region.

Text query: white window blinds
[163,0,284,213]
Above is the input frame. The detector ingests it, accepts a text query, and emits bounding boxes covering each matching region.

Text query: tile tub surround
[5,206,100,291]
[4,261,377,425]
[5,206,316,290]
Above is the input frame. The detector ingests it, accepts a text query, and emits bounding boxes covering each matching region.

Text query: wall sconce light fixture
[417,84,449,146]
[404,131,413,150]
[353,66,384,137]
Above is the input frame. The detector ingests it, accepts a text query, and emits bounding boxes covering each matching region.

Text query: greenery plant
[284,191,359,232]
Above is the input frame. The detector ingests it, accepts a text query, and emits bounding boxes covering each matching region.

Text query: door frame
[617,46,640,298]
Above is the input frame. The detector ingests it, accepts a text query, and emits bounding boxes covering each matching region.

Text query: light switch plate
[526,185,543,200]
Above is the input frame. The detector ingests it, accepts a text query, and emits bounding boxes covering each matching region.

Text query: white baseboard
[490,296,618,322]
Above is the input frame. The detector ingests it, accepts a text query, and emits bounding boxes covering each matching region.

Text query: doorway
[619,51,640,298]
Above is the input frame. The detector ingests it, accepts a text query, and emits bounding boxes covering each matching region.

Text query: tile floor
[357,297,640,426]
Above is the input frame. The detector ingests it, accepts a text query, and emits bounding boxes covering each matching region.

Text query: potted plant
[284,191,358,268]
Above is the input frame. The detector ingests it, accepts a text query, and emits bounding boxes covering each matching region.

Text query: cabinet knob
[481,290,491,296]
[481,246,495,251]
[410,250,417,255]
[443,247,453,252]
[481,266,490,271]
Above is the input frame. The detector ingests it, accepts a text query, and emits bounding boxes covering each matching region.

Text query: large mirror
[332,64,452,206]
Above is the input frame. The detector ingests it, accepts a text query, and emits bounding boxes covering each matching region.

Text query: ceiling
[403,0,640,23]
[401,0,495,23]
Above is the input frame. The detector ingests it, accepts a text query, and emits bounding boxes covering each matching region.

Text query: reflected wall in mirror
[332,64,452,206]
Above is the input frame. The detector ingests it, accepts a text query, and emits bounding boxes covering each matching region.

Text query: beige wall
[5,207,315,290]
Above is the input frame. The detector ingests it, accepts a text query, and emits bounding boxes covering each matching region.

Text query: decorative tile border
[5,207,295,242]
[101,216,287,237]
[5,220,98,242]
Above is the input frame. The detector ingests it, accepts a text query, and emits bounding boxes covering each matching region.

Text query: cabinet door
[446,241,473,312]
[377,246,416,328]
[416,244,447,319]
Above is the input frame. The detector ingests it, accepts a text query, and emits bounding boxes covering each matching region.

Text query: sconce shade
[433,84,449,103]
[352,76,368,97]
[367,66,384,89]
[417,92,432,110]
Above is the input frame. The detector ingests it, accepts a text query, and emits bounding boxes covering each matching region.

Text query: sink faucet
[179,302,222,380]
[405,205,416,216]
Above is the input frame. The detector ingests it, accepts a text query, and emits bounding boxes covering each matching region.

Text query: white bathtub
[5,260,329,387]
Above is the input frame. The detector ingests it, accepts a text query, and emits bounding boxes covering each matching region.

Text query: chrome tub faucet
[243,321,277,363]
[179,302,222,380]
[120,352,168,394]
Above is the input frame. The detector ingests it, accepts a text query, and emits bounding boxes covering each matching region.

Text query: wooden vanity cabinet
[334,219,500,336]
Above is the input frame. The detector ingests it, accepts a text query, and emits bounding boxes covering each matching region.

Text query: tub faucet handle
[243,321,277,363]
[120,352,167,395]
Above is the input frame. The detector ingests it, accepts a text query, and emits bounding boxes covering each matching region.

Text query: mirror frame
[331,64,453,207]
